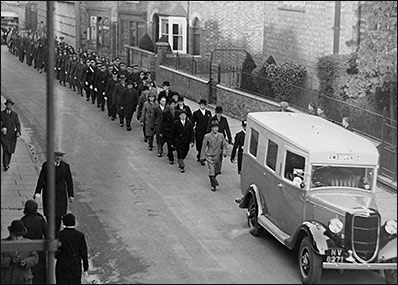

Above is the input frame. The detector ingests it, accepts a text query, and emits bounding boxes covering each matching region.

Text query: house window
[89,15,111,51]
[249,128,259,157]
[120,19,145,53]
[266,140,278,171]
[159,16,187,53]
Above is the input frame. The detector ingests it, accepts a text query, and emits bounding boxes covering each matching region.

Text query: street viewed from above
[1,1,397,284]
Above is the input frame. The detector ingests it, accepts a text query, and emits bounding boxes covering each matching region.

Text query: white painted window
[159,16,187,53]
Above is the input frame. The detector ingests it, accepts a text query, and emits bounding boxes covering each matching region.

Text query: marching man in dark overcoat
[192,99,212,165]
[171,109,194,173]
[33,151,74,233]
[230,120,247,174]
[1,98,21,171]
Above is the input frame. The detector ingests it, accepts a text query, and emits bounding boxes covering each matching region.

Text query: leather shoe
[211,187,216,192]
[180,168,185,173]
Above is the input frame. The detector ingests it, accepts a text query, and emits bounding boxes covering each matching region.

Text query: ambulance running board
[258,215,290,245]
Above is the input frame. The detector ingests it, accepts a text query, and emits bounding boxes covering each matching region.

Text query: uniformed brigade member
[25,34,34,66]
[55,50,63,80]
[112,74,127,127]
[104,70,119,120]
[94,63,108,111]
[75,56,86,96]
[112,57,121,74]
[118,62,128,78]
[126,65,135,82]
[90,60,102,105]
[18,31,26,63]
[68,54,78,91]
[106,63,114,80]
[82,59,96,102]
[131,64,140,84]
[59,49,68,86]
[64,54,73,89]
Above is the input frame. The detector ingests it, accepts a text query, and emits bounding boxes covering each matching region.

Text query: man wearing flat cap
[192,99,212,165]
[1,220,39,284]
[1,98,21,171]
[34,150,74,233]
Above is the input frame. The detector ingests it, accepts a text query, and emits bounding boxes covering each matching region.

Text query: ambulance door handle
[277,183,283,188]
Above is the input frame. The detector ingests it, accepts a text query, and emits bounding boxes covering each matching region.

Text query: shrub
[138,33,155,52]
[264,62,306,101]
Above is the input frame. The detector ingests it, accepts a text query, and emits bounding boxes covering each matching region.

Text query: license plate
[326,248,345,263]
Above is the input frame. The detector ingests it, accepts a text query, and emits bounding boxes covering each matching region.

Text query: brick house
[37,1,361,94]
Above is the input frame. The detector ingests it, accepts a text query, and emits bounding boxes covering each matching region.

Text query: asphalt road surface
[0,45,387,284]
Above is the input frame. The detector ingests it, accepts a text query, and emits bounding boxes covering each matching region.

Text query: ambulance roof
[248,112,379,165]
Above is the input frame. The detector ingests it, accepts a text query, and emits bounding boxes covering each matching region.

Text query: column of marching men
[6,30,247,192]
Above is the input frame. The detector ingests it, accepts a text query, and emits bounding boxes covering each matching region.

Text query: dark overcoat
[1,109,21,153]
[21,213,48,285]
[121,87,139,118]
[112,82,127,114]
[34,160,74,217]
[171,119,194,159]
[34,43,45,69]
[159,107,178,140]
[55,228,89,285]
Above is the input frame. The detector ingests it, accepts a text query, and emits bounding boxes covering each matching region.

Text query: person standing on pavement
[33,151,74,233]
[141,88,159,150]
[317,105,327,119]
[230,120,247,175]
[200,120,229,191]
[1,98,21,171]
[171,109,195,173]
[1,220,39,285]
[207,105,232,144]
[152,96,167,157]
[192,99,212,166]
[160,99,178,164]
[55,213,89,285]
[121,80,139,131]
[21,200,48,285]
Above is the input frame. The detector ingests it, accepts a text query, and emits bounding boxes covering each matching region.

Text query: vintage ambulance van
[236,112,397,284]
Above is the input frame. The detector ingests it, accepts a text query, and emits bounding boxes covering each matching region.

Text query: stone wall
[156,66,299,121]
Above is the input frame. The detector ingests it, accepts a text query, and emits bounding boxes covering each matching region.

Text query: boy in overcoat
[1,98,21,170]
[171,109,194,173]
[55,214,89,285]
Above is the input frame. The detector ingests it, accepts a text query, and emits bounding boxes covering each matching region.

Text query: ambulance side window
[284,151,305,182]
[266,140,278,171]
[249,128,259,157]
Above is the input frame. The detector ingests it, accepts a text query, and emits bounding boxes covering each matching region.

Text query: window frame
[159,16,187,53]
[265,139,278,172]
[283,148,307,185]
[249,128,259,158]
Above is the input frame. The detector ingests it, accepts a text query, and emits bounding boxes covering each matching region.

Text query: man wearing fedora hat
[34,150,74,233]
[171,108,194,173]
[200,120,229,191]
[157,80,178,103]
[1,98,21,171]
[192,99,212,165]
[1,220,39,284]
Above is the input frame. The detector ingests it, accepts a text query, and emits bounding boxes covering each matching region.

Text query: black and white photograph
[1,1,397,284]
